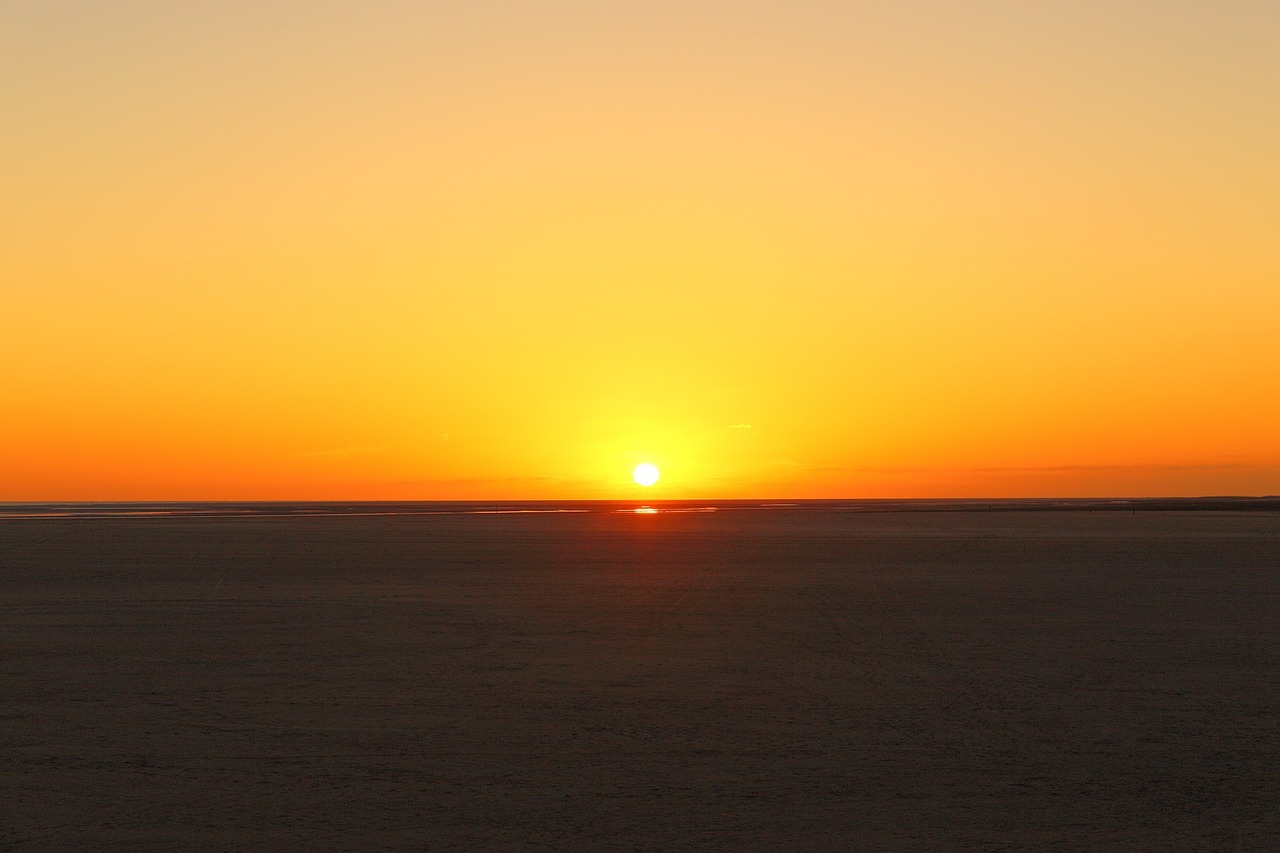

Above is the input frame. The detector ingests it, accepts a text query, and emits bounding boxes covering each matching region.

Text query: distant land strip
[1,497,1278,519]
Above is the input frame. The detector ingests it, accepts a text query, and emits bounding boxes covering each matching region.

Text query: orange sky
[3,1,1279,500]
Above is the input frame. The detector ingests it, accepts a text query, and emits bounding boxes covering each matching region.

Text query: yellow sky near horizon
[3,1,1279,499]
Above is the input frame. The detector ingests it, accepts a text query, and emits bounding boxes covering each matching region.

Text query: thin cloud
[967,462,1248,474]
[729,423,753,429]
[781,462,1263,475]
[290,445,388,459]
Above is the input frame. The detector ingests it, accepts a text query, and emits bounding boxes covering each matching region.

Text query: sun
[633,463,660,487]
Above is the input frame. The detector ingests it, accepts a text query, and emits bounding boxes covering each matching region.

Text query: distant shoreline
[2,496,1278,519]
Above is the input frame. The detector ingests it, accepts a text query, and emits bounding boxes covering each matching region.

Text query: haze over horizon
[4,1,1278,500]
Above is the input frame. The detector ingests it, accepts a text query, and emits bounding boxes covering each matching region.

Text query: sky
[3,1,1279,500]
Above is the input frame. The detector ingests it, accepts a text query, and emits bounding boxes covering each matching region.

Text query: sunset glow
[3,2,1278,500]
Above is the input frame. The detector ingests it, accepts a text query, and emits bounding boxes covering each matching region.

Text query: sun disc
[633,463,660,487]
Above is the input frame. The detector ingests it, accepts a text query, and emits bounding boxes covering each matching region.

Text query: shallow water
[3,509,1278,849]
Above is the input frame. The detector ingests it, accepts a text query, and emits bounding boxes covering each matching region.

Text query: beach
[3,507,1278,849]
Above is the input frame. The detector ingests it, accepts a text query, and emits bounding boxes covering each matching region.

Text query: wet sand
[3,509,1278,850]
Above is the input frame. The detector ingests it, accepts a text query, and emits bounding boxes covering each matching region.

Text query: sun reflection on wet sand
[628,506,722,514]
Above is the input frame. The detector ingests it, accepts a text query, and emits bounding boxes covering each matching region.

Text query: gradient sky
[4,1,1279,500]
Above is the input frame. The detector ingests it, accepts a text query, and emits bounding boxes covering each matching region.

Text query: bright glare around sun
[633,463,660,487]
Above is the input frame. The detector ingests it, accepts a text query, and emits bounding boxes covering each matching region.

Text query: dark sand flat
[3,509,1278,850]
